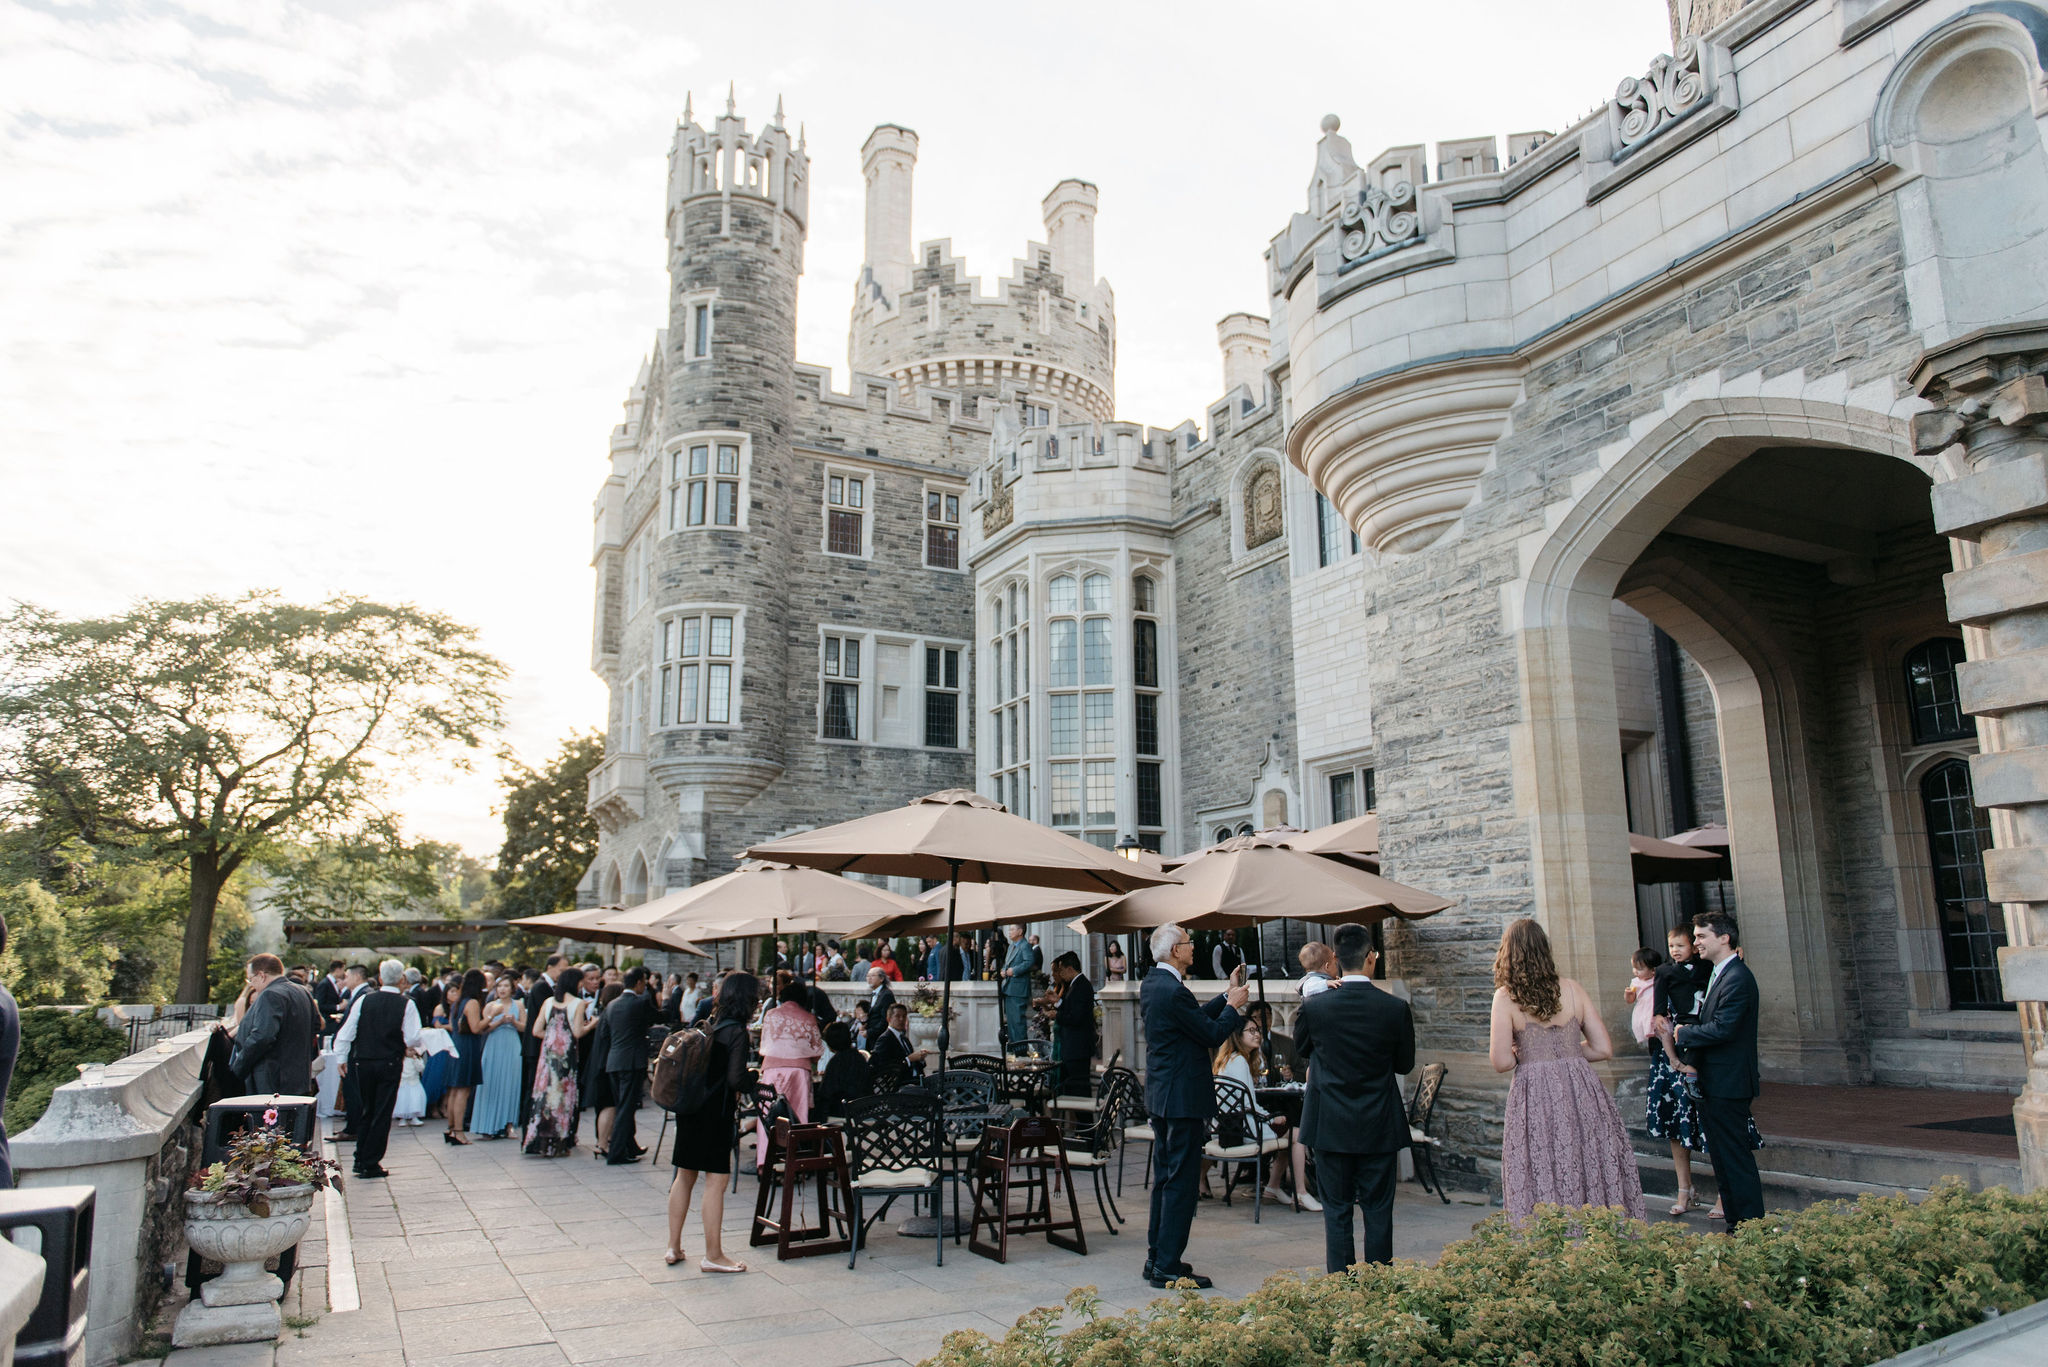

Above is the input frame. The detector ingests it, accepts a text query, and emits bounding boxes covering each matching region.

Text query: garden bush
[4,1007,127,1137]
[926,1183,2048,1367]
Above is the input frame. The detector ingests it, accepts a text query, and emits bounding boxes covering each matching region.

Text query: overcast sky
[1,0,1672,855]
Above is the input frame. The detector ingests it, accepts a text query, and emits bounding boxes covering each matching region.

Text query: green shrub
[4,1007,127,1136]
[926,1184,2048,1367]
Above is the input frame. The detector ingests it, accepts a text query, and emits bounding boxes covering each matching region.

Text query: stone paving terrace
[154,1107,1490,1367]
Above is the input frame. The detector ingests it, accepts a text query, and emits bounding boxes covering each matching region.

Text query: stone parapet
[0,1238,45,1367]
[13,1028,208,1366]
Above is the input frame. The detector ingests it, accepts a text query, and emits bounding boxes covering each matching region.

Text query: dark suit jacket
[1054,974,1097,1060]
[867,1026,922,1080]
[230,977,320,1096]
[408,982,439,1022]
[602,989,657,1073]
[522,977,556,1052]
[1139,966,1239,1119]
[1295,978,1415,1154]
[1676,957,1761,1099]
[866,983,897,1017]
[312,976,344,1033]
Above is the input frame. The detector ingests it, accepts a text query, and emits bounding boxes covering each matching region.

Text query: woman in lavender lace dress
[1490,918,1646,1223]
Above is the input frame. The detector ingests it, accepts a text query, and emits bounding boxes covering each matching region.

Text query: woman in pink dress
[1489,918,1647,1222]
[756,977,824,1162]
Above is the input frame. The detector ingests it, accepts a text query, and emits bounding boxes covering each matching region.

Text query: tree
[0,880,117,1005]
[257,822,447,923]
[492,731,603,921]
[0,594,505,1002]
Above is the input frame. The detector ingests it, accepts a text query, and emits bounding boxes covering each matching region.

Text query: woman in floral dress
[524,966,593,1157]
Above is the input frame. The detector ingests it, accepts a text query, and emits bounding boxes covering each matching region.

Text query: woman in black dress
[665,970,757,1274]
[444,969,488,1145]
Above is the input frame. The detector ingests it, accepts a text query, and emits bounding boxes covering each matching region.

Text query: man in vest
[334,959,423,1180]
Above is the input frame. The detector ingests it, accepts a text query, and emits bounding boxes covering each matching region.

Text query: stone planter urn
[906,1013,944,1052]
[172,1184,315,1347]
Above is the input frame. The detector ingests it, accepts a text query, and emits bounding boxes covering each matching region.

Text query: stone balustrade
[0,1237,45,1367]
[12,1028,209,1366]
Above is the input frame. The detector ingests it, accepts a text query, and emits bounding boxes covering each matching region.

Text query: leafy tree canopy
[491,731,602,922]
[0,593,505,1001]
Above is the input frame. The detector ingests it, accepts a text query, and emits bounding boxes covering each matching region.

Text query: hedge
[926,1183,2048,1367]
[4,1008,127,1138]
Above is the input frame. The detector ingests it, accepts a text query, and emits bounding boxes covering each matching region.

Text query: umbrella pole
[939,858,961,1078]
[1255,922,1266,1006]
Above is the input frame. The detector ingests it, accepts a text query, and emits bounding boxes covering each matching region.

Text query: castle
[585,0,2048,1192]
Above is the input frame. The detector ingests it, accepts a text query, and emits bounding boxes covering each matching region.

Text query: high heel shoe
[443,1132,458,1146]
[1668,1187,1693,1216]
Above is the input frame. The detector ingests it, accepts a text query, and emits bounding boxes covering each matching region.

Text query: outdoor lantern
[1115,833,1141,860]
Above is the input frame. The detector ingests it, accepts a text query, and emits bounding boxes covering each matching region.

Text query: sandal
[1669,1187,1693,1217]
[663,1248,686,1266]
[699,1257,747,1274]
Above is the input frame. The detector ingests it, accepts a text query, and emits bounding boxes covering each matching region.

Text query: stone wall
[1170,406,1298,842]
[13,1030,208,1366]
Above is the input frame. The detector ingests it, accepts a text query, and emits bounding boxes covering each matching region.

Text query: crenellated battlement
[666,88,810,248]
[848,125,1115,423]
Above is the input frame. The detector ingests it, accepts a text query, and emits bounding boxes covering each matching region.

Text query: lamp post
[1114,834,1143,976]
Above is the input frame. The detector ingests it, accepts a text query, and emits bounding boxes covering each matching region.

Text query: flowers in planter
[190,1124,344,1217]
[910,983,956,1021]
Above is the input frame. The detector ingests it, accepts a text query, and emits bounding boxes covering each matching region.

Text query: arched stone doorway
[1509,387,2018,1088]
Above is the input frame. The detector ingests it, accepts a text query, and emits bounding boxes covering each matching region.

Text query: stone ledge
[1932,452,2048,538]
[12,1027,209,1168]
[1945,548,2048,624]
[0,1238,46,1362]
[1999,944,2048,1003]
[1968,746,2048,808]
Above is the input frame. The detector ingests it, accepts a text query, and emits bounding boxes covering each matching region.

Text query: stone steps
[1629,1128,2022,1205]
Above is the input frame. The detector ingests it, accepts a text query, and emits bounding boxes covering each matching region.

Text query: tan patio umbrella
[506,905,710,958]
[1630,832,1729,884]
[745,789,1175,1070]
[597,860,923,977]
[1666,824,1731,855]
[1073,833,1454,1002]
[846,879,1113,941]
[1278,813,1382,869]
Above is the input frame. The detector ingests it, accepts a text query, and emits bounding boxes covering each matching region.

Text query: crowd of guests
[210,905,1767,1288]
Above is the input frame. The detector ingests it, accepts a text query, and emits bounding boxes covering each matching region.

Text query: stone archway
[1507,379,1932,1075]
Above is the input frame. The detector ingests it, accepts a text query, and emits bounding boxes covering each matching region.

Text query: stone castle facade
[586,0,2048,1189]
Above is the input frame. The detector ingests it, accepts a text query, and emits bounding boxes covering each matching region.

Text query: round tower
[650,90,809,815]
[849,128,1115,422]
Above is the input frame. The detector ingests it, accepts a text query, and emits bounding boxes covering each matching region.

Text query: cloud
[1,0,1671,853]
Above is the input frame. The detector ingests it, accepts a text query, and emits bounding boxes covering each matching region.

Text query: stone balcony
[585,752,647,833]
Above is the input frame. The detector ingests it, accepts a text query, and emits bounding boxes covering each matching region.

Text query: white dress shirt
[334,985,424,1054]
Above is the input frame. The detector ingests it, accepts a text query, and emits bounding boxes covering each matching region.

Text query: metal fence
[122,1005,222,1056]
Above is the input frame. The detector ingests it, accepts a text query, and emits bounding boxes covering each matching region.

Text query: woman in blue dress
[469,976,526,1139]
[421,981,458,1116]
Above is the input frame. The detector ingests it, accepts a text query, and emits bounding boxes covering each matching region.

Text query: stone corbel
[1583,37,1739,203]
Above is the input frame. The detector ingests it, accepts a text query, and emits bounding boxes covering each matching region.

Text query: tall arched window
[1920,757,2008,1008]
[1047,571,1117,846]
[988,585,1029,816]
[1905,637,1972,744]
[1133,573,1163,851]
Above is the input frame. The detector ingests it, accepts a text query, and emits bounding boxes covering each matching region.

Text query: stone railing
[0,1237,45,1367]
[12,1028,209,1366]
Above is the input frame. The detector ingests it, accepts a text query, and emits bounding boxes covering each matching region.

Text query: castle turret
[1217,313,1271,403]
[1041,179,1099,306]
[849,135,1116,422]
[648,90,810,831]
[860,125,918,304]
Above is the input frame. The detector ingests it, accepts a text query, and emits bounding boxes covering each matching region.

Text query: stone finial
[1309,114,1362,217]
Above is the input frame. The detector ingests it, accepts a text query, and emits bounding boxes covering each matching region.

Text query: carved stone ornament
[983,467,1014,535]
[1244,466,1284,549]
[1337,180,1422,265]
[1610,39,1709,157]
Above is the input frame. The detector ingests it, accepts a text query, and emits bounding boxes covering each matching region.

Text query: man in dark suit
[230,954,320,1096]
[1050,951,1096,1096]
[520,953,566,1130]
[335,963,372,1140]
[602,968,658,1164]
[1139,922,1249,1290]
[866,1004,929,1082]
[1295,922,1416,1271]
[312,960,346,1039]
[1661,913,1764,1227]
[863,968,897,1018]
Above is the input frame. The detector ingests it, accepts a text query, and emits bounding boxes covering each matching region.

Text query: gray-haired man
[334,959,423,1180]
